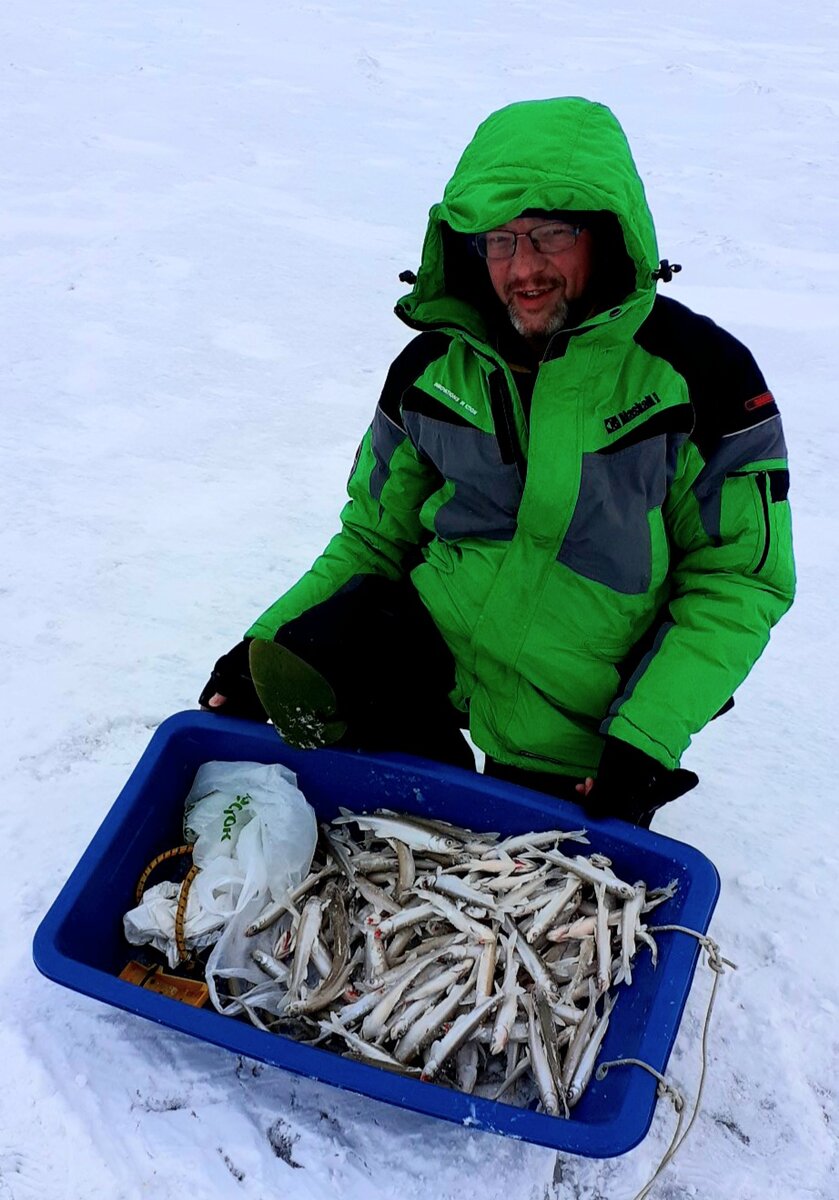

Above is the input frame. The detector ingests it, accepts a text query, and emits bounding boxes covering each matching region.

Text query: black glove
[583,737,698,825]
[198,638,268,722]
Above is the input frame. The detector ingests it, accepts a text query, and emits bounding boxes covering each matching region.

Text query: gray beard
[507,295,570,342]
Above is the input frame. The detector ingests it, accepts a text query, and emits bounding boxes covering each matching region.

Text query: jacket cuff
[599,715,679,771]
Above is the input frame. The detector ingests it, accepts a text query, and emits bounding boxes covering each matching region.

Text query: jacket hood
[397,97,660,340]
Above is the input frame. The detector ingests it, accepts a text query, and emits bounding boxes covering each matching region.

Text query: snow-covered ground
[2,1,838,1196]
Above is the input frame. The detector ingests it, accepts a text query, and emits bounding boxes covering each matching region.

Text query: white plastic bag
[122,881,223,967]
[123,760,318,986]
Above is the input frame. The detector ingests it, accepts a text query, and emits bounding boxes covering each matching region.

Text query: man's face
[484,217,594,343]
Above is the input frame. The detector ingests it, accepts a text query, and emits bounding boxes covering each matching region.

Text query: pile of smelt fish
[226,808,676,1116]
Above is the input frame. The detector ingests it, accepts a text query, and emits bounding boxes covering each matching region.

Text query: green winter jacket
[247,97,795,776]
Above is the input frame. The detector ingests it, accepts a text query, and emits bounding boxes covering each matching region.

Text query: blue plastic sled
[33,711,719,1157]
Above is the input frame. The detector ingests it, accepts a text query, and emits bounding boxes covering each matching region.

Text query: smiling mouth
[505,283,570,340]
[509,284,561,303]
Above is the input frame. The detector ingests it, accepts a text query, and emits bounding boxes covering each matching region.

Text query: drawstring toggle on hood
[652,259,682,283]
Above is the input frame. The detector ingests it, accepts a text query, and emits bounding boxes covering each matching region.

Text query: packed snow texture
[2,1,838,1197]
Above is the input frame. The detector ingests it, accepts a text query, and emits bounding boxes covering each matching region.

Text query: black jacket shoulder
[377,332,454,427]
[635,295,777,454]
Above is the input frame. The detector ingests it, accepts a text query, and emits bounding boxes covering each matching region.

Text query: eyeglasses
[474,221,582,260]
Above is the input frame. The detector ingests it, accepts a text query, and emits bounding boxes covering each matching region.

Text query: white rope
[593,926,736,1200]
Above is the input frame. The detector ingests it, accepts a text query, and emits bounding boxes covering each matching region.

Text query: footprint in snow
[267,1118,304,1169]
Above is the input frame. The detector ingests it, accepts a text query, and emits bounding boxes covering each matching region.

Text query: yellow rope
[174,864,200,965]
[135,844,196,904]
[134,843,198,965]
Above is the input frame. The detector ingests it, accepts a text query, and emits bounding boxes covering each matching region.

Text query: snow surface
[3,1,838,1196]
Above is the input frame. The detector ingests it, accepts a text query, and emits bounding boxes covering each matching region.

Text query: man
[200,97,795,825]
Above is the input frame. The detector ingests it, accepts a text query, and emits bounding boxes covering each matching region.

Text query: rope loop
[647,924,738,975]
[594,923,735,1200]
[596,1057,685,1112]
[135,843,196,904]
[135,843,198,966]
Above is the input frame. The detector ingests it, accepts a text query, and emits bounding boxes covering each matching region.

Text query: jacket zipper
[729,469,772,574]
[517,748,572,766]
[752,471,771,574]
[488,370,527,484]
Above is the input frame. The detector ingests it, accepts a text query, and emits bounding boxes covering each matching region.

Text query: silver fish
[394,967,478,1063]
[420,993,501,1082]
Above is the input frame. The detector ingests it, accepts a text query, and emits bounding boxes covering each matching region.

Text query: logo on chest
[604,392,661,435]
